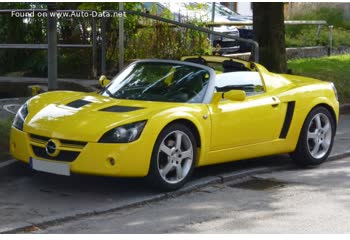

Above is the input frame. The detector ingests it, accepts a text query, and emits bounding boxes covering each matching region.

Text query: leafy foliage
[285,7,350,48]
[124,7,211,63]
[0,2,211,78]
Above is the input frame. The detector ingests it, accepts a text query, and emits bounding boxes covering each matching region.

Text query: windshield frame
[102,59,217,104]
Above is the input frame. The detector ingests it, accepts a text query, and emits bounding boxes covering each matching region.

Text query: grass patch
[0,117,13,161]
[288,54,350,103]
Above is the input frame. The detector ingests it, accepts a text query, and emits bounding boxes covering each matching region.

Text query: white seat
[215,71,262,88]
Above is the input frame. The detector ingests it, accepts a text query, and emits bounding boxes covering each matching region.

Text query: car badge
[46,139,60,157]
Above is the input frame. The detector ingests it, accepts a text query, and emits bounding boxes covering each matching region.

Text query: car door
[209,71,286,151]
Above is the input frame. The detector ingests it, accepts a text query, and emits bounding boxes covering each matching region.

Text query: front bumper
[9,127,153,177]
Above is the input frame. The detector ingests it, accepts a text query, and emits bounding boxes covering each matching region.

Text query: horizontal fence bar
[0,44,48,49]
[57,44,92,48]
[0,9,46,13]
[207,20,328,27]
[284,20,328,25]
[0,44,92,49]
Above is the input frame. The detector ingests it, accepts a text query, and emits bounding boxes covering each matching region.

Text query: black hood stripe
[67,99,92,108]
[100,105,144,113]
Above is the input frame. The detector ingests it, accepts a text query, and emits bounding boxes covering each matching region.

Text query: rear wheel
[291,106,335,166]
[147,123,197,191]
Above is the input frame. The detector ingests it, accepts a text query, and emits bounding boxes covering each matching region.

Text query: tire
[147,123,197,191]
[291,106,336,166]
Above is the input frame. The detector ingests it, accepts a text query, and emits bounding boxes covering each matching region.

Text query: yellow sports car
[10,56,339,191]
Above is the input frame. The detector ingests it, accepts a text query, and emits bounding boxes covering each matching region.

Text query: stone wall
[287,46,350,59]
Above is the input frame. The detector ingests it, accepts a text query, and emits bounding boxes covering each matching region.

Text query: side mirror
[212,90,246,104]
[99,75,111,88]
[223,90,246,102]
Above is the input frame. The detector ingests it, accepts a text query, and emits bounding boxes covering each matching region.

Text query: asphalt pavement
[0,98,27,119]
[35,156,350,233]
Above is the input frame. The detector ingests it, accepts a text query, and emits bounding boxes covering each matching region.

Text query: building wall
[220,2,252,16]
[236,2,252,16]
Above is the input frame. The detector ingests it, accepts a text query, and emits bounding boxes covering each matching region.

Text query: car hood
[24,91,186,142]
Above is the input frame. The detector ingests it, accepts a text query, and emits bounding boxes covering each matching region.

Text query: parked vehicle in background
[143,2,253,54]
[205,2,253,53]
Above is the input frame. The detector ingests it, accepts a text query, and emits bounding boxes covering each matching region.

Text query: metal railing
[207,20,333,54]
[0,8,98,90]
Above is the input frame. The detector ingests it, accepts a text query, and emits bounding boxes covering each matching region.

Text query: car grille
[213,40,240,48]
[31,146,79,162]
[30,134,87,149]
[29,134,87,162]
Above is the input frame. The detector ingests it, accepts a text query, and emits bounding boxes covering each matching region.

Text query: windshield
[101,62,211,103]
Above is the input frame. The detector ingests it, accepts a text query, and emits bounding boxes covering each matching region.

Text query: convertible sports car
[10,56,339,191]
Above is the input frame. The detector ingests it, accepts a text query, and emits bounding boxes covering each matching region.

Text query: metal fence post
[47,5,58,90]
[209,2,215,46]
[328,25,333,56]
[118,2,124,72]
[101,16,106,75]
[92,17,97,78]
[315,24,322,44]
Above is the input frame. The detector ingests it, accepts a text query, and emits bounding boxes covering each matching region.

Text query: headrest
[184,57,207,66]
[222,60,248,71]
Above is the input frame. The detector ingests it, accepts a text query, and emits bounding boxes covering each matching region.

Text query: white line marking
[3,104,21,115]
[0,159,17,168]
[0,98,20,101]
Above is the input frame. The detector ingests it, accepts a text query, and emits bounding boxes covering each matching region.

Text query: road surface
[35,156,350,233]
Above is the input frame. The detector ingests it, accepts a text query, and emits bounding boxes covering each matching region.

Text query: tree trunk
[253,3,287,73]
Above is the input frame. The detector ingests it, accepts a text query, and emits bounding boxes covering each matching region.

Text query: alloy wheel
[307,112,332,159]
[157,130,194,184]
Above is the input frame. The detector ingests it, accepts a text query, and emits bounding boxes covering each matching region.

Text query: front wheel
[147,123,197,191]
[291,106,336,166]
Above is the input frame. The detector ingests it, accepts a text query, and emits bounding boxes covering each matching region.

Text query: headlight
[99,120,147,143]
[13,103,29,131]
[330,82,338,101]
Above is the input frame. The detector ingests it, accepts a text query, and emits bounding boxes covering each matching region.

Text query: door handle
[271,96,280,107]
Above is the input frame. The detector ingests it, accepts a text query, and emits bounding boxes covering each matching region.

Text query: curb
[328,151,350,161]
[1,151,348,234]
[0,159,16,168]
[340,103,350,114]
